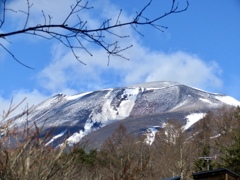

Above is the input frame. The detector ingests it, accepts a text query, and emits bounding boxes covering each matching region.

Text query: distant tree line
[0,105,240,179]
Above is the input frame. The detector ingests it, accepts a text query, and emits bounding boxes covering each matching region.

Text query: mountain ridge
[8,81,240,148]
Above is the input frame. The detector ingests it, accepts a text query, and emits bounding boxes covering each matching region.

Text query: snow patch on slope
[117,88,139,116]
[92,88,139,122]
[191,86,219,95]
[66,88,140,146]
[65,132,84,146]
[46,129,67,146]
[199,98,212,104]
[184,113,206,130]
[170,99,189,111]
[198,98,220,108]
[65,91,93,100]
[71,119,99,144]
[210,134,221,140]
[145,126,160,145]
[131,81,179,89]
[215,96,240,106]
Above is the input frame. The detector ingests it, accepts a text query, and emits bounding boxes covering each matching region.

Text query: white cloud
[34,0,221,94]
[37,38,223,95]
[143,51,223,90]
[32,0,222,93]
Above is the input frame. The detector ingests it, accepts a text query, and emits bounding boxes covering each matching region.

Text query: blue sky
[0,0,240,115]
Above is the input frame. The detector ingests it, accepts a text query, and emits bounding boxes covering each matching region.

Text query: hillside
[8,81,240,148]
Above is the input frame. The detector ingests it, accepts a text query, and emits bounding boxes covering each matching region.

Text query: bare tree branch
[0,0,189,68]
[0,0,6,28]
[0,43,34,69]
[18,0,33,29]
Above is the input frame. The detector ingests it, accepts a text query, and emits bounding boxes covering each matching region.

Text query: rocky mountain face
[8,81,240,148]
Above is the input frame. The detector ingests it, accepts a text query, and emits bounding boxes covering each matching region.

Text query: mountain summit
[10,81,240,147]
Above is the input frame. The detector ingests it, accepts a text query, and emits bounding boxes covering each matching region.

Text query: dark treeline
[0,106,240,179]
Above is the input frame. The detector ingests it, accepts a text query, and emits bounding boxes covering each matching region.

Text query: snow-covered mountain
[8,81,240,148]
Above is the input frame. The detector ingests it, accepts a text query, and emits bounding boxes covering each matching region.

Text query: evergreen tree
[193,113,215,172]
[194,145,214,171]
[218,107,240,174]
[220,129,240,174]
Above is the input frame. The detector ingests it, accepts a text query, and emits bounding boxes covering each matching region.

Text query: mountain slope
[9,81,240,147]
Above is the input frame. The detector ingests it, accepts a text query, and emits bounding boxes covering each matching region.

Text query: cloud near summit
[5,0,223,94]
[38,42,223,94]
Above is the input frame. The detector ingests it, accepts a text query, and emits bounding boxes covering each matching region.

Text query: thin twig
[0,43,34,69]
